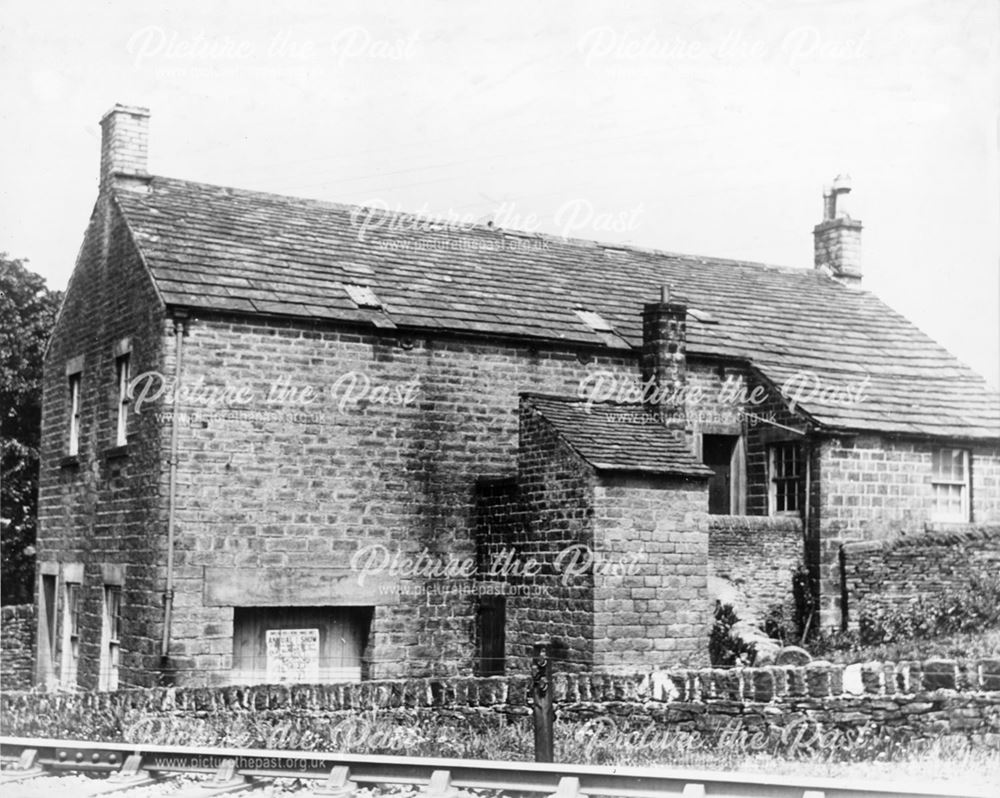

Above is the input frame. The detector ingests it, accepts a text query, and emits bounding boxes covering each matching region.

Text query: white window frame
[115,353,131,446]
[931,448,970,522]
[768,442,803,515]
[68,373,81,456]
[99,585,122,691]
[61,582,81,688]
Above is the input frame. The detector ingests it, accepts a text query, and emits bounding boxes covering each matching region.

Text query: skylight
[574,308,613,332]
[344,284,383,309]
[687,307,719,324]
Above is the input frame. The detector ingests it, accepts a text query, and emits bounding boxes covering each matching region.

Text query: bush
[709,602,757,667]
[764,605,790,645]
[792,564,817,641]
[857,574,1000,646]
[809,574,1000,662]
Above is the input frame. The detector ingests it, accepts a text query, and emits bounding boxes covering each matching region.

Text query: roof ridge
[133,175,832,279]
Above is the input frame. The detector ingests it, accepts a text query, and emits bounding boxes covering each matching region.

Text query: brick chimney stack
[813,174,862,286]
[640,285,687,428]
[99,104,151,193]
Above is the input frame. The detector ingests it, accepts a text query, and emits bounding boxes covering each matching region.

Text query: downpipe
[160,310,186,683]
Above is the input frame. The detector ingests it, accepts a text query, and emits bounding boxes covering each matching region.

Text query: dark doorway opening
[703,434,740,515]
[476,595,506,676]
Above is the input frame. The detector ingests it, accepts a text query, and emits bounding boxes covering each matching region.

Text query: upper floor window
[68,373,82,456]
[932,448,970,522]
[769,442,802,514]
[115,353,131,446]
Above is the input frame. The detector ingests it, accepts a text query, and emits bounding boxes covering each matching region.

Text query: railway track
[0,736,992,798]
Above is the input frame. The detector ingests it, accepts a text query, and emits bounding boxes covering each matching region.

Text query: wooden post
[532,640,554,762]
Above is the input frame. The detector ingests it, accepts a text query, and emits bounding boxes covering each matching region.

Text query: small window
[115,354,131,446]
[68,373,82,456]
[100,586,122,691]
[932,449,970,522]
[62,582,81,688]
[769,443,802,514]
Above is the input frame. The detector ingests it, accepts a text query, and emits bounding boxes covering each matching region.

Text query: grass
[107,710,1000,790]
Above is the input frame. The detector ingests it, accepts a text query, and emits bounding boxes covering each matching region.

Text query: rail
[0,736,993,798]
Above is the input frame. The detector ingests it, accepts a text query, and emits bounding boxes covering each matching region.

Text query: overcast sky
[2,0,998,385]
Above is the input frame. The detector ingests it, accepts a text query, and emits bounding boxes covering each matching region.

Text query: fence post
[532,640,554,762]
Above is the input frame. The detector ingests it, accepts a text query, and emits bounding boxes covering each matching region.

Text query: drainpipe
[160,310,187,680]
[800,430,815,643]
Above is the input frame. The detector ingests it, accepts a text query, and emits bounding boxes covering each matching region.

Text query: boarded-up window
[232,606,372,685]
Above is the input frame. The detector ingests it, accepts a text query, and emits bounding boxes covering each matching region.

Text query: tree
[1,254,62,604]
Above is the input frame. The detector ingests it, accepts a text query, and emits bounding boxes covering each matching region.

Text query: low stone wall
[708,515,802,625]
[3,659,997,753]
[1,604,36,690]
[841,524,1000,628]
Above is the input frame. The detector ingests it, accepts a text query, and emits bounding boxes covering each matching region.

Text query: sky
[2,0,998,386]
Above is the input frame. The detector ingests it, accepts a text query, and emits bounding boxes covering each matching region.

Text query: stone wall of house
[707,515,802,627]
[2,658,997,752]
[592,475,710,669]
[815,438,1000,631]
[841,525,1000,630]
[161,315,658,684]
[38,196,169,690]
[506,401,599,671]
[1,604,37,690]
[43,263,768,687]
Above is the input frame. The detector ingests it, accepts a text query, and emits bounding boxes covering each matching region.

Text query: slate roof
[523,395,713,478]
[112,177,999,440]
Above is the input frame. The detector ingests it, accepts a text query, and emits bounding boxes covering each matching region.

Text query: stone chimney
[99,104,151,193]
[640,285,687,428]
[813,174,861,286]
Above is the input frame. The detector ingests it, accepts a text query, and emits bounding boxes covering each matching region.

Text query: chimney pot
[814,175,862,286]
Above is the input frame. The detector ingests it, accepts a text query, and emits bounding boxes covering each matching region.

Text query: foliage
[792,564,816,642]
[857,575,1000,645]
[763,605,790,646]
[709,602,757,667]
[810,575,1000,663]
[0,254,61,604]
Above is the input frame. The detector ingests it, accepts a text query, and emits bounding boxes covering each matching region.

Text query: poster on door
[265,628,320,683]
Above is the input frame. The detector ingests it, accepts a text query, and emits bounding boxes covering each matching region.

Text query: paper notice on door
[265,628,320,683]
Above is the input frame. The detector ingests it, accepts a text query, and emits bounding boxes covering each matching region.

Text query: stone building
[34,105,999,689]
